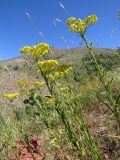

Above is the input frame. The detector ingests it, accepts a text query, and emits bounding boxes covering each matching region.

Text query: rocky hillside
[0,47,117,95]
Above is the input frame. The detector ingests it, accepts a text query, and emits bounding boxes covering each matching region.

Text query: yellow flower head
[3,93,20,101]
[19,46,31,55]
[87,15,98,24]
[32,81,45,87]
[20,43,50,59]
[66,17,76,25]
[45,98,54,105]
[17,77,29,86]
[67,15,98,34]
[70,24,78,32]
[37,59,58,74]
[68,19,87,34]
[48,65,72,80]
[44,94,54,104]
[17,77,30,93]
[83,18,89,25]
[47,71,62,81]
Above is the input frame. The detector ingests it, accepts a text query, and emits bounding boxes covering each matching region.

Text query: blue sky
[0,0,120,60]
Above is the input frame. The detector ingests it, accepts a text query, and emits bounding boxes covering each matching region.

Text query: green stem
[81,34,120,129]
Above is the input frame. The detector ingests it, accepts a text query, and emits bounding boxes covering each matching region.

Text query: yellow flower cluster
[32,81,45,87]
[71,19,87,33]
[37,59,58,74]
[44,94,54,105]
[48,65,72,80]
[87,15,98,24]
[45,98,54,105]
[19,46,31,55]
[66,15,98,34]
[66,17,76,25]
[3,93,19,101]
[17,77,30,93]
[20,43,50,59]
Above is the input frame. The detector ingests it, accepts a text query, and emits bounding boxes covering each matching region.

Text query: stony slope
[0,47,117,95]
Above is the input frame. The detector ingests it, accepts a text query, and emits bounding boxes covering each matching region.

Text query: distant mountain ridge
[1,47,117,62]
[0,47,118,96]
